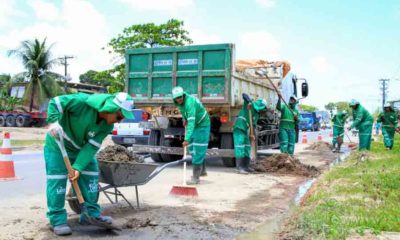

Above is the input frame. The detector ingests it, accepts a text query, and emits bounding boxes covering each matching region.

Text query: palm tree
[8,38,63,111]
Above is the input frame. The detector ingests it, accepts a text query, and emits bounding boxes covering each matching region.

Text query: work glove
[48,122,63,139]
[293,115,298,121]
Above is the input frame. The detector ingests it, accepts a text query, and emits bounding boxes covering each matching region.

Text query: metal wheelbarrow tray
[67,158,188,214]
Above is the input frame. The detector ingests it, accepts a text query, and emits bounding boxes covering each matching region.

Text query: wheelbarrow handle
[145,157,192,184]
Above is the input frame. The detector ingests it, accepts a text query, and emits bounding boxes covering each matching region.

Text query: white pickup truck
[111,109,154,147]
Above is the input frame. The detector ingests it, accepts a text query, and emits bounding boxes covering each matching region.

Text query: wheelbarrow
[67,158,189,214]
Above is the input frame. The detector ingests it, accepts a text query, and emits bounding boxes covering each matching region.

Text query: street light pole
[60,55,74,92]
[379,79,389,110]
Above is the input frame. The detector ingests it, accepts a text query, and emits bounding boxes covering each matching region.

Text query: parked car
[299,112,320,131]
[111,109,154,147]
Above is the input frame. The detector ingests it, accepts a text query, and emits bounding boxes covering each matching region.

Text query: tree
[299,104,318,112]
[335,101,351,114]
[8,38,63,111]
[324,102,336,112]
[103,19,193,93]
[79,70,111,87]
[108,19,193,55]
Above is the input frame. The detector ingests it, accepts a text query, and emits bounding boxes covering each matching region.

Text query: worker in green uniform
[347,99,373,150]
[377,103,398,150]
[277,95,299,156]
[172,87,210,185]
[45,92,135,236]
[233,94,268,174]
[331,110,348,152]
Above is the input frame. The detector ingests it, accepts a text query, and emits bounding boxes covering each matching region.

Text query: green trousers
[279,128,296,155]
[358,123,373,150]
[382,127,395,149]
[233,129,251,159]
[188,126,210,165]
[44,146,101,227]
[332,127,344,145]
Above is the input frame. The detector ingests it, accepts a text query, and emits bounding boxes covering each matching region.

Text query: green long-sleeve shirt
[46,93,114,172]
[377,111,398,129]
[350,104,373,130]
[276,99,299,129]
[174,92,210,141]
[234,100,260,132]
[332,112,348,129]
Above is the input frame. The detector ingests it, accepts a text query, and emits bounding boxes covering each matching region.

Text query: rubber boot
[51,224,72,236]
[238,157,249,174]
[200,161,207,177]
[235,158,243,171]
[332,143,337,152]
[187,165,201,185]
[243,157,254,173]
[337,143,342,153]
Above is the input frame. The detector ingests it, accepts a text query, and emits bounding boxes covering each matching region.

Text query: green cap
[112,92,135,119]
[172,86,184,99]
[349,99,359,106]
[253,98,268,112]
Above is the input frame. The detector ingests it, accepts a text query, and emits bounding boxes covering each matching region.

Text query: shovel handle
[55,134,85,204]
[183,145,187,186]
[248,108,257,160]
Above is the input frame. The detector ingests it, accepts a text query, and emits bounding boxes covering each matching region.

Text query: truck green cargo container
[126,43,308,167]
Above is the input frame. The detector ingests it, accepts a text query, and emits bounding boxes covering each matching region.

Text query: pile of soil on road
[96,145,145,163]
[253,154,320,177]
[305,141,332,151]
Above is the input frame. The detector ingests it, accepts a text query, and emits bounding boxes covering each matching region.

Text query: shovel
[248,107,257,163]
[53,132,120,231]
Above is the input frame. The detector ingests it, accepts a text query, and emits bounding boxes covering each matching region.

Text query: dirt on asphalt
[253,154,320,177]
[305,141,332,151]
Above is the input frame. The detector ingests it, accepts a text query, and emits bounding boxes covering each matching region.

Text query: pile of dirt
[96,145,145,163]
[123,218,158,229]
[253,154,320,177]
[305,141,332,151]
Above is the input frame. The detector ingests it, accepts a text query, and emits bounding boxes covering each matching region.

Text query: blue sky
[0,0,399,112]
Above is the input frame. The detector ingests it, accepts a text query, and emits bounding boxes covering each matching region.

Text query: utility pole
[379,79,389,110]
[60,55,74,92]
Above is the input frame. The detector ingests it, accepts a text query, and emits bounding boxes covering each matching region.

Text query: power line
[59,55,74,91]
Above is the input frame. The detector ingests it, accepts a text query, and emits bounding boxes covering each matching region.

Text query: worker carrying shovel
[377,103,398,150]
[45,92,135,236]
[172,87,210,185]
[331,110,348,152]
[233,94,268,174]
[347,99,373,150]
[277,95,300,156]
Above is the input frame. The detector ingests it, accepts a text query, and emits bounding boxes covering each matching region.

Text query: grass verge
[281,135,400,239]
[0,139,44,147]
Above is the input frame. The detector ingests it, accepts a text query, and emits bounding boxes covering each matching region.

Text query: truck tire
[160,129,182,162]
[0,115,5,127]
[15,115,30,127]
[220,133,236,167]
[149,129,163,162]
[5,115,16,127]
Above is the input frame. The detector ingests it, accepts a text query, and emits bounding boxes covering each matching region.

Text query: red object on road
[0,132,19,181]
[317,132,323,141]
[329,131,333,137]
[302,132,308,144]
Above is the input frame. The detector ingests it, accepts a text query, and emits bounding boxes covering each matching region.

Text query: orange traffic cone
[329,131,333,137]
[302,132,308,144]
[0,132,19,181]
[317,132,323,141]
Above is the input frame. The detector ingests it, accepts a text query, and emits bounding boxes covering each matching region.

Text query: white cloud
[189,28,222,45]
[118,0,194,13]
[255,0,275,8]
[29,0,60,21]
[310,56,332,73]
[0,0,113,82]
[237,31,281,60]
[0,0,25,27]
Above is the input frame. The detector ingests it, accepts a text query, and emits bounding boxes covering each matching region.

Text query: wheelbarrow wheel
[66,187,81,214]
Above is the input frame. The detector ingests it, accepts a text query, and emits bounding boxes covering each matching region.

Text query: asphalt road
[0,129,337,201]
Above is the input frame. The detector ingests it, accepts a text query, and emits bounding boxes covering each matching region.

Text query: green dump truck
[126,43,308,166]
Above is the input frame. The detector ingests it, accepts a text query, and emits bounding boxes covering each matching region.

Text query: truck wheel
[149,129,163,162]
[0,115,5,127]
[220,133,236,167]
[160,130,182,162]
[15,115,30,127]
[66,187,81,214]
[5,115,16,127]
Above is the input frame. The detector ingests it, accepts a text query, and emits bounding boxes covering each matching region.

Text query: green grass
[0,139,44,147]
[287,135,400,239]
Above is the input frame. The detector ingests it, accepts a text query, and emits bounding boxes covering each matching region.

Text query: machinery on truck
[127,43,308,167]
